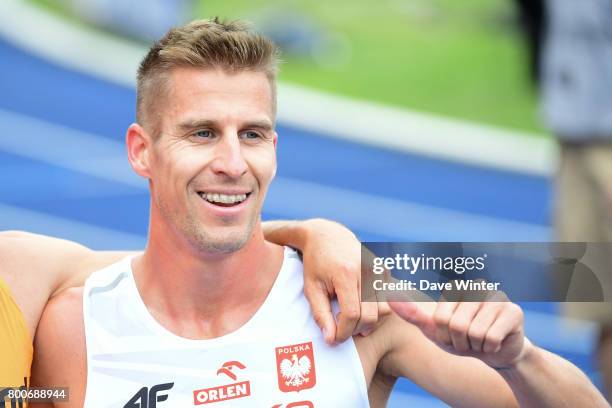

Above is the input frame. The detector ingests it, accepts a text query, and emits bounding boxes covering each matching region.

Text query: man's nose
[209,135,248,178]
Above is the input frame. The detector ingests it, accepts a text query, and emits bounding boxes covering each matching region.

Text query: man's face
[147,67,277,254]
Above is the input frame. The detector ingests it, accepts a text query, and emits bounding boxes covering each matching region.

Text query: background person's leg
[557,142,612,400]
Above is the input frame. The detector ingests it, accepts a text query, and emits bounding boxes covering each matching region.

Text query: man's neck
[132,221,284,340]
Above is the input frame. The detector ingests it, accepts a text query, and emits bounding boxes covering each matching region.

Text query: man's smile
[197,191,252,208]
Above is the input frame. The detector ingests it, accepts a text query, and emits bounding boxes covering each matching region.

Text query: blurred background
[0,0,607,406]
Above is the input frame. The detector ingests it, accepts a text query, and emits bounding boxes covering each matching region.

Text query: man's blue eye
[194,130,212,138]
[243,131,260,139]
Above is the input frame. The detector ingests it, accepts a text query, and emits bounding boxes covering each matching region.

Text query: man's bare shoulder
[0,232,91,332]
[40,286,85,326]
[31,287,87,407]
[34,286,85,359]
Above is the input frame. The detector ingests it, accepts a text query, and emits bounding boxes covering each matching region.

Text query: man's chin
[200,238,248,254]
[187,227,251,255]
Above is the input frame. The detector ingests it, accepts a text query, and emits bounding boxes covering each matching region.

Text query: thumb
[389,301,435,338]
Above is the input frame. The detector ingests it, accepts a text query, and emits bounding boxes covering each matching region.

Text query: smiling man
[0,220,380,404]
[31,18,608,408]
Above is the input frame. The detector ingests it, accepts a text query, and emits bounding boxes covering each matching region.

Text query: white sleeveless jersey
[83,248,370,408]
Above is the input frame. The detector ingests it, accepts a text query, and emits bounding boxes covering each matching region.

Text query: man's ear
[126,123,153,179]
[271,131,278,179]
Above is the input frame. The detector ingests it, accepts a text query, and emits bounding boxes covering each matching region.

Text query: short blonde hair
[136,18,280,137]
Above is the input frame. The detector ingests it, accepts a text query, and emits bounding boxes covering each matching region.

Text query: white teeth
[200,193,247,204]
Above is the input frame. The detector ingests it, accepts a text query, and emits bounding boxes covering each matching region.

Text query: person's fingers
[358,301,392,337]
[448,302,482,353]
[467,303,502,352]
[303,281,336,344]
[334,274,361,343]
[432,301,458,346]
[378,301,391,317]
[389,301,436,339]
[483,304,524,354]
[356,301,378,336]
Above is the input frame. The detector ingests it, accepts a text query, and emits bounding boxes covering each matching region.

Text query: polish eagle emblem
[275,341,317,392]
[280,354,312,387]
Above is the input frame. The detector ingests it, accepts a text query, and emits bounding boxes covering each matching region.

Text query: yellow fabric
[0,276,32,390]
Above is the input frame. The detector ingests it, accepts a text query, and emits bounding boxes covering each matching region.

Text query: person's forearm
[499,344,608,408]
[263,218,347,250]
[262,220,309,249]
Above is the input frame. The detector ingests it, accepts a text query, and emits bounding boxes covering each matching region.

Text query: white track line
[0,0,557,176]
[266,178,551,241]
[0,203,145,249]
[277,84,557,176]
[0,109,144,189]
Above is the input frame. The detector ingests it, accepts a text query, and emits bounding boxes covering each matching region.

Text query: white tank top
[83,247,370,408]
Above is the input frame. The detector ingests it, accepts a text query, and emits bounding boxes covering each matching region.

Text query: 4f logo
[124,382,174,408]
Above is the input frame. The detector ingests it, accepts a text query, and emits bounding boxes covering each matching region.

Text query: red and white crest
[275,341,316,392]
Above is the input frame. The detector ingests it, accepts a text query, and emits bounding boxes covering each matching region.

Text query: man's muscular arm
[497,344,609,407]
[389,300,608,408]
[30,287,86,408]
[373,308,518,407]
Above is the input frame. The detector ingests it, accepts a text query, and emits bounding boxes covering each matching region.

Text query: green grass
[30,0,545,134]
[191,0,543,133]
